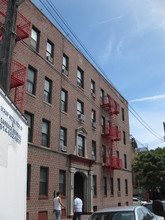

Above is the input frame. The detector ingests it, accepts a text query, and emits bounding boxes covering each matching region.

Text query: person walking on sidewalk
[54,192,65,220]
[73,194,83,220]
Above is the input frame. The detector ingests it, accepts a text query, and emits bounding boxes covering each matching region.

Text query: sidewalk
[63,214,91,220]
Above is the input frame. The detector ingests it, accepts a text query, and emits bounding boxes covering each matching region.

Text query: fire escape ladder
[101,95,122,173]
[0,0,31,42]
[10,60,26,112]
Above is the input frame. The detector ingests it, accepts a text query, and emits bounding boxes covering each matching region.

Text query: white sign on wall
[0,88,28,220]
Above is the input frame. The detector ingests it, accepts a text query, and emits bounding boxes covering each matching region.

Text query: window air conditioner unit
[91,92,95,98]
[61,145,67,152]
[78,114,85,122]
[92,122,97,129]
[62,68,68,75]
[46,55,53,63]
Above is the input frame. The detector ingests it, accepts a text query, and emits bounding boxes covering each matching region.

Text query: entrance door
[74,172,84,210]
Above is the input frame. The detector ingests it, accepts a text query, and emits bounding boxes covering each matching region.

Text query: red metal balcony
[102,125,121,141]
[110,156,122,169]
[100,95,120,115]
[10,60,26,112]
[0,0,31,41]
[102,155,122,170]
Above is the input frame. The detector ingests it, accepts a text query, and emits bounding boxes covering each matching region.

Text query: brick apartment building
[0,0,132,219]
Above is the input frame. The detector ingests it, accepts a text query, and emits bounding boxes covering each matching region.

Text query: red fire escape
[0,0,31,112]
[101,95,122,175]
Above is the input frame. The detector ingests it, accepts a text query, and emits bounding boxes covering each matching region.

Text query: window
[46,40,54,63]
[91,80,95,95]
[62,54,69,75]
[59,170,66,196]
[27,164,31,198]
[102,145,106,163]
[117,178,121,192]
[44,78,52,103]
[110,177,114,195]
[31,26,40,51]
[91,109,96,123]
[93,175,97,196]
[60,127,67,147]
[124,154,127,169]
[42,119,50,147]
[39,167,48,196]
[24,111,33,142]
[101,116,105,133]
[61,89,68,112]
[92,140,96,160]
[103,177,107,196]
[123,131,126,145]
[77,68,84,88]
[78,134,85,157]
[125,179,128,195]
[26,66,36,95]
[77,99,84,116]
[100,89,104,104]
[121,107,125,121]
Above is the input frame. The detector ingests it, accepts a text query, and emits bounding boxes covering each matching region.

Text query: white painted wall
[0,88,28,220]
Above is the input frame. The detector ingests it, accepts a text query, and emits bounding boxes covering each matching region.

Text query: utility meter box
[0,88,28,220]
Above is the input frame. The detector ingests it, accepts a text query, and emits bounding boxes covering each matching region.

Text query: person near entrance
[73,194,83,220]
[54,192,65,220]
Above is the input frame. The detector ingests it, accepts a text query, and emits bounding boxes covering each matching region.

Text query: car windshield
[89,211,135,220]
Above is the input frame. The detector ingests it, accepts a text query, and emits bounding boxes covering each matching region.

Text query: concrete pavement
[63,214,91,220]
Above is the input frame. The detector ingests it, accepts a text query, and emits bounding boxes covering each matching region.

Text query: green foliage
[132,147,165,191]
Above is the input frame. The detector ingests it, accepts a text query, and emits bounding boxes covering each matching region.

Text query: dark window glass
[103,177,107,196]
[59,170,66,196]
[42,120,50,147]
[93,175,97,196]
[60,127,67,147]
[27,164,31,197]
[92,140,96,160]
[44,78,52,103]
[46,40,54,63]
[31,26,40,51]
[78,134,85,157]
[39,167,48,196]
[110,177,114,195]
[24,111,33,142]
[26,67,36,95]
[61,89,68,112]
[77,68,84,88]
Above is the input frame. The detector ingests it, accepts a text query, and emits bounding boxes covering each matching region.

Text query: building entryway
[74,172,84,201]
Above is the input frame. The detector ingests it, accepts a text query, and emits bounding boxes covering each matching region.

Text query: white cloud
[91,14,124,27]
[129,94,165,102]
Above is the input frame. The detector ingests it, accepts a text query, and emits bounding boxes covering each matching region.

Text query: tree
[132,147,165,199]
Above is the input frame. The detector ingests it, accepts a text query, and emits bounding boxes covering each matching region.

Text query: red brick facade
[11,1,132,219]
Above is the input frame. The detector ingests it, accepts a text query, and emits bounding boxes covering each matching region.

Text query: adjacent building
[0,0,133,219]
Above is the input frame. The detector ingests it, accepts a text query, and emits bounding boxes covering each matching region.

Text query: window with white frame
[77,68,84,88]
[91,80,95,95]
[61,89,68,112]
[24,111,33,143]
[92,140,96,160]
[31,26,40,51]
[41,119,50,147]
[62,54,69,74]
[44,78,52,103]
[91,109,96,123]
[26,66,37,95]
[60,127,67,147]
[77,99,84,116]
[78,134,85,157]
[46,40,54,63]
[100,88,104,104]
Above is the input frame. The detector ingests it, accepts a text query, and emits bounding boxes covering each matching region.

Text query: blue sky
[32,0,165,149]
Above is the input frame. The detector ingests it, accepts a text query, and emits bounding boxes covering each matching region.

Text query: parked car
[88,205,161,220]
[133,197,148,206]
[142,200,165,219]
